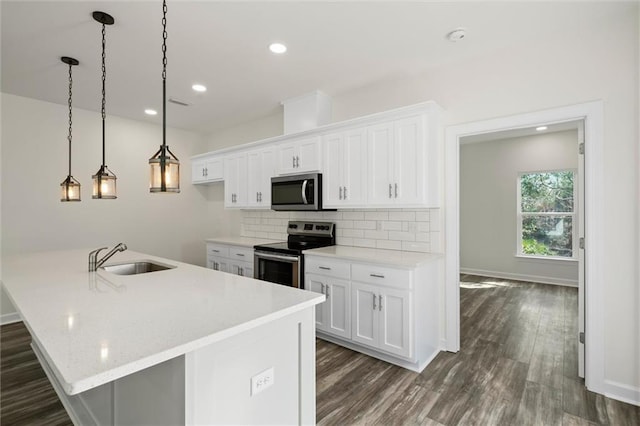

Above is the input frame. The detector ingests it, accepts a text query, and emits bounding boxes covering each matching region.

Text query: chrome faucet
[88,243,128,272]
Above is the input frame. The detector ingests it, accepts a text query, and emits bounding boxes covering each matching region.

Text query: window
[517,170,576,258]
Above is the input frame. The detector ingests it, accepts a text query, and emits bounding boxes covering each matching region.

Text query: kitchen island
[1,249,324,425]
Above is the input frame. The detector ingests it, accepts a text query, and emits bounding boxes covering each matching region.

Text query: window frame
[516,169,578,260]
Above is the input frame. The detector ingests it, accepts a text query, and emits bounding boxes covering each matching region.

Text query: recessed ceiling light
[536,126,548,131]
[192,84,207,93]
[145,109,157,116]
[447,28,466,42]
[269,43,287,54]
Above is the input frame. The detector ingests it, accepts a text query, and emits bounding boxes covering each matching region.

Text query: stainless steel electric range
[254,221,335,289]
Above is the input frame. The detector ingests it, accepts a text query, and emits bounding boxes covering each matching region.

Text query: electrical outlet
[251,367,274,396]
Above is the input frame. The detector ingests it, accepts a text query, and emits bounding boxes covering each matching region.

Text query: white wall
[460,130,579,286]
[197,3,639,395]
[1,93,209,317]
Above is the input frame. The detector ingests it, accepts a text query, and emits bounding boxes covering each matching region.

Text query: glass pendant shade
[92,165,117,199]
[60,175,81,202]
[149,146,180,193]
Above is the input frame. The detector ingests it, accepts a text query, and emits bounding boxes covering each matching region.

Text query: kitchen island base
[33,308,316,425]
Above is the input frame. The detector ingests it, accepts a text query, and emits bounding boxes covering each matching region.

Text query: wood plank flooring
[2,275,639,425]
[316,275,640,425]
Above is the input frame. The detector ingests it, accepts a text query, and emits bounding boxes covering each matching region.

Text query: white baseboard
[460,267,578,287]
[603,380,640,407]
[1,312,21,325]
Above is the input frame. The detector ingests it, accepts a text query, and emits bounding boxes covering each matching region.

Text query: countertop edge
[302,247,444,268]
[64,293,324,395]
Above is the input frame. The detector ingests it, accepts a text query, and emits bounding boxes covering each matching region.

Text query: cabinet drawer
[229,246,254,261]
[207,243,229,258]
[306,257,351,279]
[352,264,412,289]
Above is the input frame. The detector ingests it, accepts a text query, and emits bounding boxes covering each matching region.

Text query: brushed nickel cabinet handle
[395,183,398,198]
[389,184,392,198]
[373,294,377,310]
[319,266,331,270]
[370,273,385,279]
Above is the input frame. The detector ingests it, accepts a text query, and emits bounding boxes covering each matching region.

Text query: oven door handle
[255,252,300,262]
[301,179,309,205]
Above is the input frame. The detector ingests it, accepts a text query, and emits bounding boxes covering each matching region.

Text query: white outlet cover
[251,367,275,396]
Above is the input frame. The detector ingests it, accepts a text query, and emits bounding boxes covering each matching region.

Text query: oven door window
[256,255,300,288]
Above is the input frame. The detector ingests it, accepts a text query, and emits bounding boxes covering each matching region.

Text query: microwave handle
[301,179,309,205]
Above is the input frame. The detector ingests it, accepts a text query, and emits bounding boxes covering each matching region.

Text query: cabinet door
[379,288,412,358]
[277,142,298,175]
[342,128,367,206]
[326,278,351,339]
[306,274,327,330]
[296,136,321,172]
[192,160,208,183]
[322,133,344,207]
[208,256,228,273]
[205,157,224,181]
[351,282,379,349]
[246,146,275,208]
[393,115,425,206]
[229,261,252,277]
[224,154,247,208]
[367,122,394,205]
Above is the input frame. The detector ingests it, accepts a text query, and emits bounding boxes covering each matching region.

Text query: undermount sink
[100,261,175,276]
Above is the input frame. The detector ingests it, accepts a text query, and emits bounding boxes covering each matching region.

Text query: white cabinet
[277,136,321,175]
[246,146,275,209]
[351,282,412,358]
[307,274,351,339]
[206,243,253,277]
[224,153,247,208]
[368,115,429,206]
[322,128,367,208]
[305,251,441,373]
[192,155,224,183]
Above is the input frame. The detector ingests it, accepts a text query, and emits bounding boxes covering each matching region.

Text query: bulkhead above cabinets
[191,101,442,210]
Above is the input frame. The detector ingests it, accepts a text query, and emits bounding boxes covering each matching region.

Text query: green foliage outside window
[520,171,574,257]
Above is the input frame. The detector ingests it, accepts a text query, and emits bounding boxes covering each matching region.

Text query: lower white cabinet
[306,274,351,339]
[207,243,253,277]
[305,252,441,373]
[351,282,411,358]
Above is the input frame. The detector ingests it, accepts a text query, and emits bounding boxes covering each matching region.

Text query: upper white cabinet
[192,155,224,183]
[368,115,433,207]
[224,153,248,208]
[191,101,441,209]
[322,128,367,208]
[276,135,321,175]
[246,146,276,209]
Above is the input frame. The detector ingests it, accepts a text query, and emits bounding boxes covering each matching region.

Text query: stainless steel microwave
[271,173,329,211]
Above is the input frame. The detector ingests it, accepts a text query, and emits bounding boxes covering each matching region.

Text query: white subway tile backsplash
[376,240,402,250]
[354,220,376,230]
[364,211,389,221]
[388,231,416,242]
[389,211,415,221]
[241,207,440,253]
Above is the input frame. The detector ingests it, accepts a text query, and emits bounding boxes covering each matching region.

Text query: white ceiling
[0,1,627,134]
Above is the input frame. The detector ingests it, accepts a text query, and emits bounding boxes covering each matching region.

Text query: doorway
[443,101,605,393]
[458,121,584,377]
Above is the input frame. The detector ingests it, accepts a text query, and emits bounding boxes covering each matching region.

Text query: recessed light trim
[536,126,548,131]
[145,109,158,116]
[192,84,207,93]
[269,43,287,54]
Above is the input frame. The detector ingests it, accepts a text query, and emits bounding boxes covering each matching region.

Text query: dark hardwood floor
[2,275,639,425]
[316,275,640,425]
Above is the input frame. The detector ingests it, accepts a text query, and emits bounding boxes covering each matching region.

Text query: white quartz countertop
[2,249,323,395]
[205,236,281,247]
[303,246,443,268]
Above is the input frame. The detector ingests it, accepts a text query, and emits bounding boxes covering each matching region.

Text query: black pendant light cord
[162,0,167,151]
[67,62,73,177]
[101,22,107,167]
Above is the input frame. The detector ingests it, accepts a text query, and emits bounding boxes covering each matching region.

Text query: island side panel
[185,307,316,425]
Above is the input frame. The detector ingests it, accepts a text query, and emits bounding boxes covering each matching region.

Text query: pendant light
[60,56,81,202]
[92,11,117,199]
[149,0,180,193]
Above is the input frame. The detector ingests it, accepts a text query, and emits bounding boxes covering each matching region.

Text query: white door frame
[443,101,604,393]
